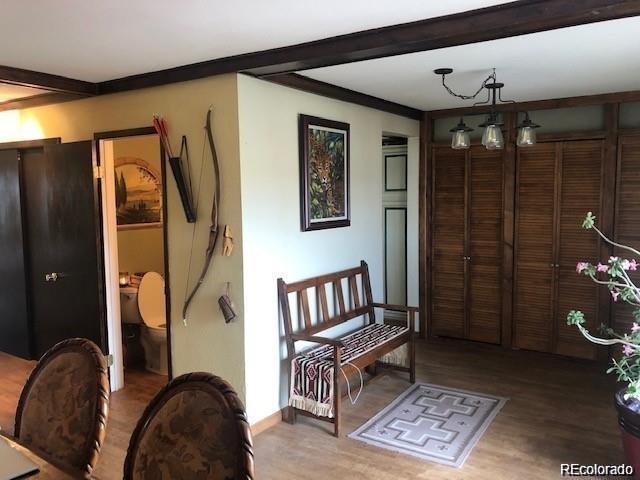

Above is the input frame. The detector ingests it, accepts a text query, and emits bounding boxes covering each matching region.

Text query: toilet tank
[120,286,142,324]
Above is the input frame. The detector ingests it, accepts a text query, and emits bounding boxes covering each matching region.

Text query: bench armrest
[372,303,418,333]
[371,303,418,313]
[290,333,345,348]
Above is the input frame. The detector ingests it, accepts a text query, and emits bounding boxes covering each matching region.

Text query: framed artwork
[299,114,350,231]
[384,154,407,191]
[114,157,163,229]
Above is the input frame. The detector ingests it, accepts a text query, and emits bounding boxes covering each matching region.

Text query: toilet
[120,272,168,375]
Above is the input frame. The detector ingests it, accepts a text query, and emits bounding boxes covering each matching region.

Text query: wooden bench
[278,260,417,437]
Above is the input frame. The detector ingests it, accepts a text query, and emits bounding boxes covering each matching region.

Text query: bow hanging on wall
[182,106,222,323]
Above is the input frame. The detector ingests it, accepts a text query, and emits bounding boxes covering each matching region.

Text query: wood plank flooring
[255,340,623,480]
[0,340,624,479]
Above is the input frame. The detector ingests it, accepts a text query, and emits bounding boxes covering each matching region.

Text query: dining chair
[124,372,255,480]
[14,338,110,478]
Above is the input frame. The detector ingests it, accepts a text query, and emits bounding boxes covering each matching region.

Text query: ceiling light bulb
[516,112,540,147]
[449,117,473,150]
[481,125,503,150]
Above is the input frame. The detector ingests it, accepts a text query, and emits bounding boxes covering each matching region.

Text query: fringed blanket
[289,323,408,418]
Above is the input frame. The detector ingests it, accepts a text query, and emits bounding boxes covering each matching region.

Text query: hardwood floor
[255,340,623,479]
[0,340,624,479]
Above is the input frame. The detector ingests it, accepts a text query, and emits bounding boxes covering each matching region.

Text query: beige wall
[237,74,420,423]
[3,73,421,425]
[5,75,246,398]
[113,135,165,276]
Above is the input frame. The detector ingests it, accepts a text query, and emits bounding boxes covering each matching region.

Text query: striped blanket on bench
[289,323,408,418]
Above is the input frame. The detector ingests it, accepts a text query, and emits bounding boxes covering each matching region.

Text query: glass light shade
[517,126,537,146]
[451,130,471,149]
[481,125,504,150]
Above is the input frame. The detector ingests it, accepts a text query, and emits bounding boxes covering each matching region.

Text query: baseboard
[251,408,284,436]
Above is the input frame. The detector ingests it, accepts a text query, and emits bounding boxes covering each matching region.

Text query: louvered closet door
[468,147,503,344]
[431,146,466,338]
[555,141,604,359]
[514,143,557,352]
[613,136,640,332]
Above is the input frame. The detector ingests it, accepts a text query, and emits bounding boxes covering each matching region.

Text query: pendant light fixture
[434,68,541,150]
[480,115,504,149]
[516,112,540,146]
[450,118,473,149]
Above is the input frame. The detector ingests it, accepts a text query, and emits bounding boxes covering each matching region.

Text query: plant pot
[615,389,640,477]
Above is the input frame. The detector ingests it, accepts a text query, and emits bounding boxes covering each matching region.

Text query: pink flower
[623,260,632,271]
[623,344,635,357]
[610,256,619,263]
[632,322,640,334]
[630,259,638,271]
[597,263,608,273]
[612,290,620,302]
[576,262,588,273]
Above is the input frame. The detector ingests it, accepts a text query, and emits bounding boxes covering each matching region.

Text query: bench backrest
[277,260,376,359]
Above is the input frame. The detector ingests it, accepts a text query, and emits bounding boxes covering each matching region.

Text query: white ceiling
[0,83,50,103]
[2,0,510,82]
[302,17,640,110]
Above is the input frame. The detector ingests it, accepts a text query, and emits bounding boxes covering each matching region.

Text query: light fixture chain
[440,70,496,101]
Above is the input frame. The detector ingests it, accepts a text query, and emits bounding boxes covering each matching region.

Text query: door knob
[45,272,59,282]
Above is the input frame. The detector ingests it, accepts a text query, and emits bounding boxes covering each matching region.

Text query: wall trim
[265,73,421,120]
[251,408,284,436]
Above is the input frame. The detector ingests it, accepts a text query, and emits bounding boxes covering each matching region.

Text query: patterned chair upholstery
[124,372,255,480]
[14,338,110,478]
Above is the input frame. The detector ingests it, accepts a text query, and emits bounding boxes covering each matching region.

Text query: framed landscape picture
[299,114,350,231]
[114,157,163,229]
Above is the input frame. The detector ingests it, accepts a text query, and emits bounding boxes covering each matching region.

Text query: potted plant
[568,212,640,473]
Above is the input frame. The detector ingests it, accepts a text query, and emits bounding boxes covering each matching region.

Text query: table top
[0,435,72,480]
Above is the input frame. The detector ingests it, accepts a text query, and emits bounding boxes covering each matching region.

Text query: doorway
[96,128,171,392]
[382,136,408,322]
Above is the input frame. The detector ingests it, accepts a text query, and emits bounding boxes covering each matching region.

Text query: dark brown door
[431,146,466,338]
[467,147,503,344]
[613,135,640,332]
[555,140,604,359]
[21,142,105,358]
[514,143,557,352]
[0,149,32,358]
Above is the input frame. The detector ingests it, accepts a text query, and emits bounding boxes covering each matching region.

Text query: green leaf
[567,310,586,326]
[582,211,596,229]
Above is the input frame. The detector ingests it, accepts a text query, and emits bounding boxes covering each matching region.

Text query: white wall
[237,75,419,423]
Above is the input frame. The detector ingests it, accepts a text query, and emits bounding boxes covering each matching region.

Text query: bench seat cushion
[290,323,408,418]
[305,323,407,363]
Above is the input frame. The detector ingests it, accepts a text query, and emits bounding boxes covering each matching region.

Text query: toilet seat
[138,272,166,329]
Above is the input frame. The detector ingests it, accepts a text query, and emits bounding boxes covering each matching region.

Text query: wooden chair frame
[278,260,416,436]
[13,338,110,479]
[123,372,255,480]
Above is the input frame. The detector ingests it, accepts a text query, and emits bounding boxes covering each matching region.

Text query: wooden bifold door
[431,145,504,344]
[513,140,605,359]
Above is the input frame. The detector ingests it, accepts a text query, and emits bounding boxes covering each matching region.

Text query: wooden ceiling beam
[264,73,422,120]
[0,66,97,95]
[98,0,640,94]
[0,92,89,113]
[244,0,640,76]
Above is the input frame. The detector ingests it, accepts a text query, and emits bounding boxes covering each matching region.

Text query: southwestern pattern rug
[349,383,507,468]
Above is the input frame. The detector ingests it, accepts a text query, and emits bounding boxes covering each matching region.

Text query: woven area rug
[349,383,507,468]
